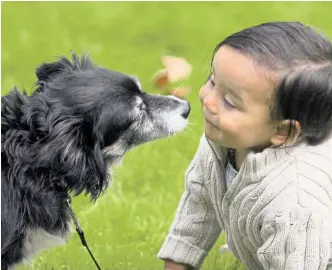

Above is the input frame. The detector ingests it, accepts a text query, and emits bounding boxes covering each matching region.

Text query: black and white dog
[1,53,191,269]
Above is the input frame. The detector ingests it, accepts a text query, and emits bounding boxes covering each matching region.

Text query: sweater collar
[206,135,332,183]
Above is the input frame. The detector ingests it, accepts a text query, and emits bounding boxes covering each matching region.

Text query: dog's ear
[34,56,74,94]
[35,52,93,83]
[35,61,66,82]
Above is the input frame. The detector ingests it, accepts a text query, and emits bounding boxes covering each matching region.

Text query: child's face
[199,45,277,150]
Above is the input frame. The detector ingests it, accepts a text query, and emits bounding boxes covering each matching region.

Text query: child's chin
[205,132,223,145]
[205,134,236,150]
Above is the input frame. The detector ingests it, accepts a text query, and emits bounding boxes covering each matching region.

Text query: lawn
[2,2,332,269]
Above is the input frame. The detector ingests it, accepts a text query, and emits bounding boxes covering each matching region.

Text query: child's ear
[270,120,301,147]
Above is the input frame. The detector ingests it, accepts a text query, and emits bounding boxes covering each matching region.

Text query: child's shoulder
[261,138,332,214]
[293,137,332,173]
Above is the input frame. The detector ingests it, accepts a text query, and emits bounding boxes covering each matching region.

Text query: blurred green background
[2,2,332,269]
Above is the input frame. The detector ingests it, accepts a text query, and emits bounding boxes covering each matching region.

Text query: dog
[1,53,191,269]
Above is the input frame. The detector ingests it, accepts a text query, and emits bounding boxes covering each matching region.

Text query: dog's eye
[138,102,147,111]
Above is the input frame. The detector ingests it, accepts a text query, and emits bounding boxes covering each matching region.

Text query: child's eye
[223,95,236,108]
[208,76,215,87]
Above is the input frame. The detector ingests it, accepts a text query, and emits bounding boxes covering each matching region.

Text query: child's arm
[158,135,222,269]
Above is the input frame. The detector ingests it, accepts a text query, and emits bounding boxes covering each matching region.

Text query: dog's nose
[181,102,191,119]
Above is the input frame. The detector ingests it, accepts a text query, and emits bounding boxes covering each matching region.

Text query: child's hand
[164,259,191,270]
[220,244,230,255]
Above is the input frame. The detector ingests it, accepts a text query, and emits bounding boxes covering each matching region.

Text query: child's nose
[199,85,208,105]
[202,91,218,115]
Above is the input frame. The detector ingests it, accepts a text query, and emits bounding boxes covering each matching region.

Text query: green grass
[2,2,332,269]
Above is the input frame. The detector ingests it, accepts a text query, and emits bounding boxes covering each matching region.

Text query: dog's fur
[1,53,190,269]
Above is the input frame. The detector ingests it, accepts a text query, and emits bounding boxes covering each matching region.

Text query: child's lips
[205,119,220,130]
[203,115,220,130]
[203,107,219,130]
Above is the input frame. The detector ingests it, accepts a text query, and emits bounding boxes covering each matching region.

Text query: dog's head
[31,53,190,198]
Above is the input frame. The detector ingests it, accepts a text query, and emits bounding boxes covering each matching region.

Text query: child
[158,22,332,270]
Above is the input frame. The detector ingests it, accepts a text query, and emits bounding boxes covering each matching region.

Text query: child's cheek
[219,115,241,137]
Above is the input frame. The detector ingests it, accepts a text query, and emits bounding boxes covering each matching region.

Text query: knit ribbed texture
[158,135,332,269]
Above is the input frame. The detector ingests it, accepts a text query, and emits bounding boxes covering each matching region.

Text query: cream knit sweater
[158,135,332,269]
